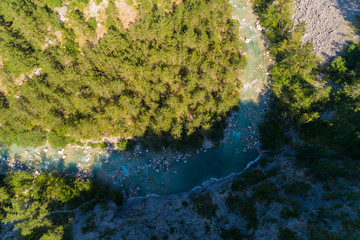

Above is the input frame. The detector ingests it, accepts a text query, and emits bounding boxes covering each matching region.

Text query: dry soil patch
[115,0,138,29]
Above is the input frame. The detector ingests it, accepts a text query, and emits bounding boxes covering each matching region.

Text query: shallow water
[0,0,271,196]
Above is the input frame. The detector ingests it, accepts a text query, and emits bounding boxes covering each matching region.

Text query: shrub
[81,215,96,233]
[87,17,97,30]
[265,167,280,177]
[280,207,300,219]
[191,192,218,219]
[99,201,109,211]
[80,201,97,213]
[285,181,312,196]
[116,140,137,151]
[109,190,124,205]
[182,201,189,208]
[231,170,266,192]
[220,228,248,240]
[279,228,298,240]
[225,195,258,230]
[251,182,276,202]
[259,157,271,168]
[47,131,70,149]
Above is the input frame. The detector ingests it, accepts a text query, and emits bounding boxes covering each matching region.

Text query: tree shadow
[335,0,360,24]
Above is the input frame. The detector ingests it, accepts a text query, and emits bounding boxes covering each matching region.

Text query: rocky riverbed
[293,0,360,62]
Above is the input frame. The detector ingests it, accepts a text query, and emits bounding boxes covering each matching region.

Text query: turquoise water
[0,0,270,197]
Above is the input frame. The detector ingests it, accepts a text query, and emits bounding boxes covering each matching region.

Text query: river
[0,0,271,197]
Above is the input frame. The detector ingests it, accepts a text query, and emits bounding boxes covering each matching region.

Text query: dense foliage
[300,43,360,158]
[0,171,124,239]
[255,0,360,159]
[0,0,246,147]
[254,0,331,150]
[0,172,90,239]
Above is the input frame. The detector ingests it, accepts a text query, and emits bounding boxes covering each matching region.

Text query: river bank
[0,0,271,197]
[70,147,360,240]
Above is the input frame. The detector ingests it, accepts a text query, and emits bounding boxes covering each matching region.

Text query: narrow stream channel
[0,0,271,197]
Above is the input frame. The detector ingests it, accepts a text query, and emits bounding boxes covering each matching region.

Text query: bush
[47,131,70,149]
[265,167,280,177]
[81,215,96,233]
[279,228,298,240]
[220,228,248,240]
[182,201,189,208]
[116,140,137,151]
[251,182,276,202]
[108,190,124,205]
[225,195,258,230]
[191,192,218,219]
[87,17,97,30]
[15,131,46,147]
[285,181,312,196]
[99,201,109,211]
[87,142,99,148]
[80,201,97,213]
[231,170,266,192]
[280,207,300,219]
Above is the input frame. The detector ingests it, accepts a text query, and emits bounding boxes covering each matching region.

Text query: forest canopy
[0,0,246,147]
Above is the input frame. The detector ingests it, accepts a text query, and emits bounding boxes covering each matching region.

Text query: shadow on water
[164,99,268,194]
[136,106,238,153]
[0,93,267,195]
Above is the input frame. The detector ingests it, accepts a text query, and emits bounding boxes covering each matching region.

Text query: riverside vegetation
[0,0,246,148]
[256,0,360,159]
[0,171,124,240]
